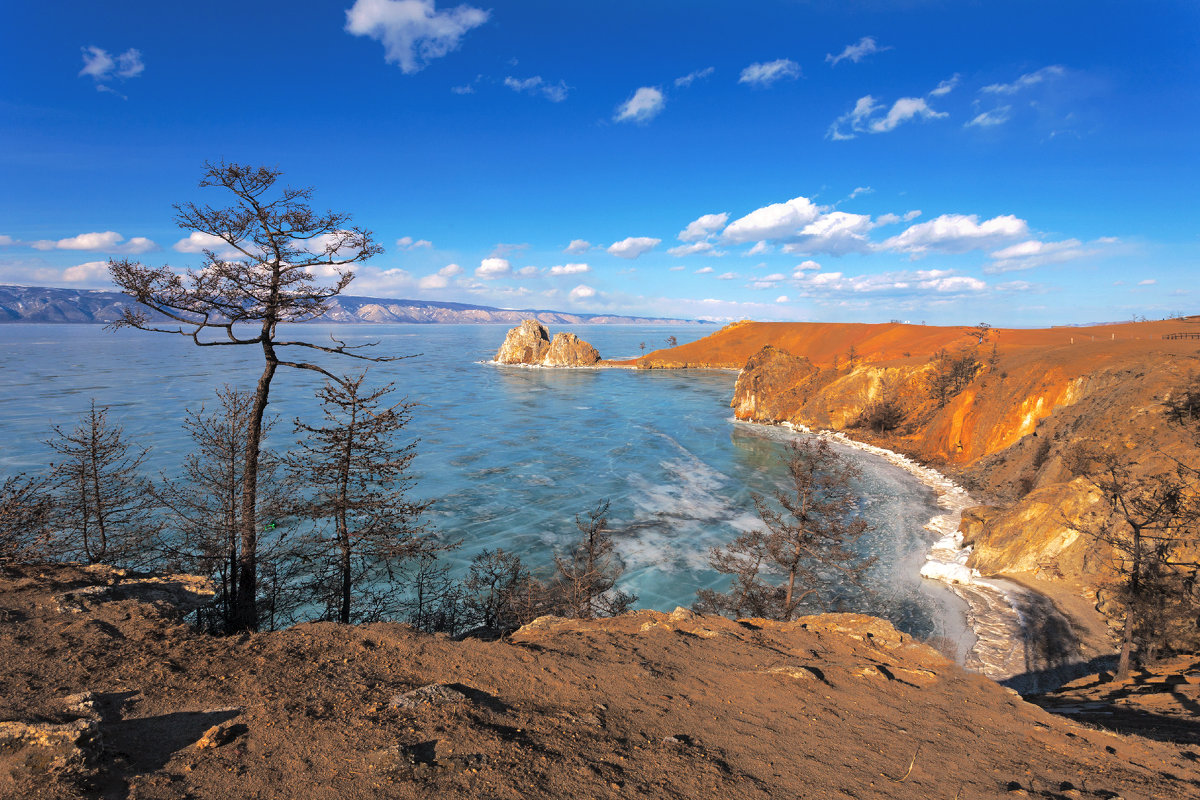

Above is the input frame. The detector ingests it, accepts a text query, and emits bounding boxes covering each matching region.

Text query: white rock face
[494,320,601,366]
[494,319,551,364]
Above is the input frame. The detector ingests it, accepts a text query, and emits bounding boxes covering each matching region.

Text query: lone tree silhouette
[696,437,875,620]
[109,161,396,631]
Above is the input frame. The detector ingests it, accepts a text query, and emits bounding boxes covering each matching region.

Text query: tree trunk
[1116,524,1143,679]
[234,353,277,632]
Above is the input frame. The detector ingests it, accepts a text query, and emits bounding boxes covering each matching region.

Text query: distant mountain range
[0,285,703,326]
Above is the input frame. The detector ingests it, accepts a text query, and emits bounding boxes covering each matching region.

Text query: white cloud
[569,284,596,302]
[966,106,1012,128]
[607,236,661,259]
[738,59,801,87]
[668,265,686,272]
[795,260,821,272]
[515,265,541,278]
[31,230,157,254]
[548,263,590,275]
[695,267,714,274]
[450,84,475,95]
[417,273,449,289]
[826,36,889,67]
[790,267,988,297]
[173,231,243,258]
[397,235,433,249]
[0,235,13,246]
[746,241,771,256]
[717,272,738,280]
[79,47,144,89]
[678,212,729,243]
[847,186,873,200]
[475,256,511,278]
[882,213,1029,255]
[614,87,665,123]
[565,239,591,254]
[982,65,1066,95]
[675,67,714,88]
[1138,279,1157,286]
[668,242,720,257]
[782,211,874,255]
[930,74,960,97]
[504,75,569,102]
[61,261,110,282]
[775,295,789,303]
[828,95,947,140]
[722,196,821,244]
[985,238,1112,273]
[869,97,947,133]
[344,0,489,74]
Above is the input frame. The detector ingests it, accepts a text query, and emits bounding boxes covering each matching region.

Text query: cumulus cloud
[417,263,462,288]
[738,59,801,87]
[61,261,110,282]
[791,267,987,297]
[344,0,489,74]
[504,75,569,102]
[828,95,947,140]
[396,235,433,249]
[569,284,596,302]
[475,256,511,278]
[607,236,661,259]
[930,74,960,97]
[781,211,874,255]
[746,241,771,256]
[722,196,820,244]
[982,65,1066,95]
[31,230,158,254]
[695,267,714,274]
[794,260,821,272]
[678,212,729,243]
[775,295,789,303]
[1138,279,1157,286]
[565,239,591,254]
[548,263,590,275]
[825,36,889,67]
[881,213,1029,255]
[966,106,1012,128]
[614,87,665,123]
[717,272,738,280]
[173,231,243,258]
[675,67,714,88]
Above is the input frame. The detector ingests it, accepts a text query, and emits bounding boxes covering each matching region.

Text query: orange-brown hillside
[614,316,1200,603]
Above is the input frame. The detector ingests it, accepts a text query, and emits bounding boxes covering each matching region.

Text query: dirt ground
[2,563,1199,800]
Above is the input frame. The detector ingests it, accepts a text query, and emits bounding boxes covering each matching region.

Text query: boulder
[494,319,551,364]
[543,332,601,367]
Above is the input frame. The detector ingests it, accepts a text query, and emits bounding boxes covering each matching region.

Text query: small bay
[0,322,970,647]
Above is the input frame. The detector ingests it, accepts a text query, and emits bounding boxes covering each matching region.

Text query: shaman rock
[494,319,551,364]
[543,332,601,367]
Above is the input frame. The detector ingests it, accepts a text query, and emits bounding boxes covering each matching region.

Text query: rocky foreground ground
[2,564,1199,800]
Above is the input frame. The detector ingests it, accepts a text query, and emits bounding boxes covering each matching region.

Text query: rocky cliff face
[494,320,601,366]
[686,319,1200,596]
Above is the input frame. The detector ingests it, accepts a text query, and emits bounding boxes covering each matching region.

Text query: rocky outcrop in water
[494,320,601,366]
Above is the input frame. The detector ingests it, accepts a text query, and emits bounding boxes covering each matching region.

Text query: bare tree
[695,438,874,620]
[109,161,395,630]
[665,335,678,348]
[45,401,159,568]
[0,474,53,564]
[155,386,292,632]
[1072,447,1200,677]
[287,373,440,624]
[551,499,637,619]
[463,548,546,632]
[965,322,992,345]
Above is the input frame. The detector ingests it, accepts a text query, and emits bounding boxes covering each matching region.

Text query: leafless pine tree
[155,386,293,632]
[287,373,440,624]
[551,499,637,618]
[108,161,398,630]
[0,474,53,564]
[45,401,160,568]
[695,437,874,620]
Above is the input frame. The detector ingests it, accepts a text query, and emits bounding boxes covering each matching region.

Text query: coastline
[748,419,1087,687]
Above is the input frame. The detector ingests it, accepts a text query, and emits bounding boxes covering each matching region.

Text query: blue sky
[1,0,1197,324]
